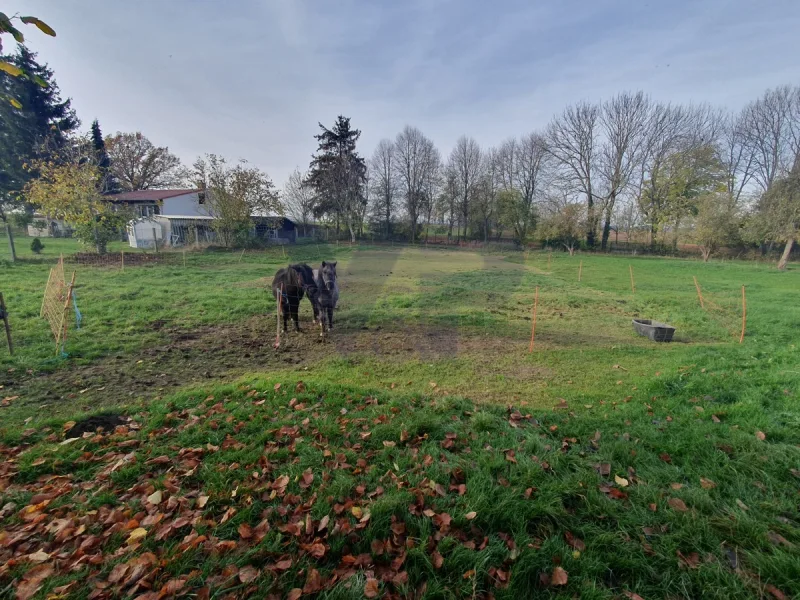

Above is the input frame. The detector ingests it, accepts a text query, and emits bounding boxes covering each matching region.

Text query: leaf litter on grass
[1,376,799,599]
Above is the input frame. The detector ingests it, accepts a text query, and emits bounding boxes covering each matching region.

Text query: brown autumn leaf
[767,531,794,548]
[16,564,54,600]
[594,463,611,477]
[238,523,253,540]
[432,550,444,569]
[364,578,380,598]
[504,449,517,463]
[668,498,688,512]
[736,499,749,511]
[238,566,260,584]
[765,584,789,600]
[274,558,292,571]
[623,591,645,600]
[564,531,586,552]
[648,503,657,512]
[711,414,721,423]
[755,431,766,441]
[197,495,209,508]
[677,550,701,569]
[307,542,327,558]
[700,477,716,490]
[551,566,568,586]
[659,452,672,463]
[299,468,314,489]
[465,511,477,520]
[287,589,302,600]
[158,578,186,598]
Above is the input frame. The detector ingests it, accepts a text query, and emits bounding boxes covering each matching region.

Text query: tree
[690,192,740,262]
[473,148,500,242]
[1,40,78,261]
[546,102,600,247]
[597,92,650,249]
[449,136,483,241]
[90,120,121,194]
[392,126,439,242]
[497,133,549,245]
[24,137,130,254]
[282,169,315,237]
[756,156,800,269]
[105,132,188,191]
[191,154,281,248]
[538,199,585,256]
[369,139,397,238]
[307,116,366,243]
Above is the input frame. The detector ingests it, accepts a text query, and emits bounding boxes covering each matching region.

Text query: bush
[30,238,44,254]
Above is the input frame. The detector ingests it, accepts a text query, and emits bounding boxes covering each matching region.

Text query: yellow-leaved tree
[24,140,131,254]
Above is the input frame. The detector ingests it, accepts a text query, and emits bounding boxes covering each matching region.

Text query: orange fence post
[739,285,746,343]
[274,283,283,349]
[578,260,583,282]
[693,276,704,309]
[528,286,539,353]
[629,265,635,294]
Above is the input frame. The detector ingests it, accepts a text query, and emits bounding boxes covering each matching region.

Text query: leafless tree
[597,91,651,249]
[546,102,600,247]
[739,85,799,193]
[369,139,397,238]
[473,147,500,241]
[393,126,439,243]
[106,132,189,191]
[282,169,315,237]
[722,111,756,204]
[496,133,549,244]
[449,136,483,241]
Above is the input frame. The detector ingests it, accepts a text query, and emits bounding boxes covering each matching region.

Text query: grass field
[1,240,799,599]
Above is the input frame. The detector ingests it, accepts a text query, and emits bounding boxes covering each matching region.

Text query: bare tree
[106,132,189,190]
[369,139,397,238]
[597,91,651,249]
[722,111,756,203]
[283,169,315,236]
[546,102,600,247]
[473,147,500,241]
[393,126,438,242]
[739,85,799,193]
[449,136,483,241]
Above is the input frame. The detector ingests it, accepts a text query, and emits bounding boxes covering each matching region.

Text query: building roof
[109,189,200,202]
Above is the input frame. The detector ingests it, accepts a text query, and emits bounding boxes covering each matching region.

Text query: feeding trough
[632,319,675,342]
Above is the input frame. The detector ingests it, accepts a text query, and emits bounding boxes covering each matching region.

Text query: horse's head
[320,261,337,291]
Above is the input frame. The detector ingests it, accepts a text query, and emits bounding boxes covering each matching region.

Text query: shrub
[30,238,44,254]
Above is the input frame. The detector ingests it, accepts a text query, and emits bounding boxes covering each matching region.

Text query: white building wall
[160,192,212,217]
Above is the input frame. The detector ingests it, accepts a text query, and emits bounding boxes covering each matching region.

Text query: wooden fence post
[739,285,746,343]
[693,276,704,309]
[629,265,635,294]
[40,268,53,317]
[183,250,187,268]
[0,293,12,355]
[152,228,158,253]
[578,260,583,282]
[121,251,125,272]
[528,286,539,353]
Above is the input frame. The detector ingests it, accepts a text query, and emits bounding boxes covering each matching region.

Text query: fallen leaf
[238,523,253,540]
[351,506,363,519]
[659,452,672,463]
[765,584,788,600]
[432,550,444,569]
[670,483,683,490]
[15,564,54,600]
[127,527,148,545]
[24,549,51,563]
[364,578,380,598]
[711,415,721,423]
[623,592,645,600]
[564,531,586,552]
[700,477,716,490]
[615,475,629,487]
[158,578,186,597]
[755,431,766,441]
[668,498,688,512]
[197,495,209,508]
[238,566,259,584]
[594,463,611,477]
[465,511,477,520]
[551,566,568,586]
[287,589,302,600]
[736,499,749,511]
[147,490,163,505]
[767,531,794,548]
[677,550,700,569]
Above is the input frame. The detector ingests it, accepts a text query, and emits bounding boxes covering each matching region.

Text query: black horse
[271,263,318,332]
[314,261,338,333]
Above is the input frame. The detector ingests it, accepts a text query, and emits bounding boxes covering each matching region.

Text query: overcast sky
[5,0,800,185]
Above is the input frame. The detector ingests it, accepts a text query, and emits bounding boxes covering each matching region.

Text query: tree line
[2,13,797,267]
[287,88,800,269]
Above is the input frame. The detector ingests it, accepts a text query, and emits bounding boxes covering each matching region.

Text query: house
[110,189,296,248]
[27,214,73,238]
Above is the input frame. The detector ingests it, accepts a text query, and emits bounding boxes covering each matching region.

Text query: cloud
[6,0,800,184]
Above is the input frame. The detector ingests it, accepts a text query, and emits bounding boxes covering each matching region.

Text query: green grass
[1,238,799,598]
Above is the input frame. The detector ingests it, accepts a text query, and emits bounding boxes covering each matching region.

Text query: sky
[5,0,800,186]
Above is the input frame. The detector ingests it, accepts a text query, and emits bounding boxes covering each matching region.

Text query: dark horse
[314,261,337,333]
[271,263,318,332]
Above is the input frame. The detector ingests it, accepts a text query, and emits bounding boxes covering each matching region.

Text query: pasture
[1,243,799,599]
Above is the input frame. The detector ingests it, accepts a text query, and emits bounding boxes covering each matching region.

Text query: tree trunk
[586,187,596,248]
[701,246,711,262]
[4,220,16,262]
[777,236,795,270]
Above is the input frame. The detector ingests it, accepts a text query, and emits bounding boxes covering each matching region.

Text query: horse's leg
[328,306,334,330]
[282,299,289,333]
[291,299,301,331]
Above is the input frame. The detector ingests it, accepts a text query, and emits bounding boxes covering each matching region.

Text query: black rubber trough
[632,319,675,342]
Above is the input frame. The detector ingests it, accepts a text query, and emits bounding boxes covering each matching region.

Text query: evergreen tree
[1,44,78,258]
[306,115,366,242]
[90,119,120,193]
